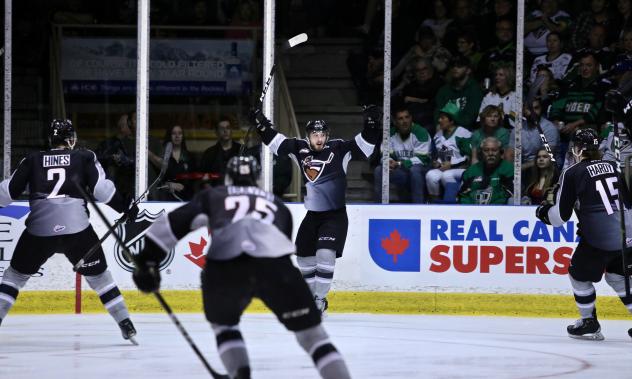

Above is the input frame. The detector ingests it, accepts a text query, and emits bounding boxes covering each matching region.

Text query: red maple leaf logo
[184,236,207,268]
[381,229,409,263]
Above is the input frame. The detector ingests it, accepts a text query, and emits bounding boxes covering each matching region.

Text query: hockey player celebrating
[0,119,138,342]
[132,155,352,379]
[251,106,380,314]
[536,128,632,340]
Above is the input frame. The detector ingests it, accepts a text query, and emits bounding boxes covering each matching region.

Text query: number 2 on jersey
[225,195,277,223]
[47,168,66,199]
[595,177,619,215]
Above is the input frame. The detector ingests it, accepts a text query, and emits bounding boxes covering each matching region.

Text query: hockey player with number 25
[251,105,380,315]
[0,119,138,343]
[132,155,351,379]
[536,128,632,340]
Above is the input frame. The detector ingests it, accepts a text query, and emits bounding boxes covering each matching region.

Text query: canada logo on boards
[368,219,420,272]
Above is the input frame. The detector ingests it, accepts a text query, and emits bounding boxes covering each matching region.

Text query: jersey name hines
[586,162,614,177]
[42,154,71,167]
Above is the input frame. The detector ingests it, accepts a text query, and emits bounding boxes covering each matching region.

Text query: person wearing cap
[426,100,472,203]
[434,55,483,130]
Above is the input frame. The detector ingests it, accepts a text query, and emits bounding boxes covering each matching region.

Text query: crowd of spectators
[357,0,632,205]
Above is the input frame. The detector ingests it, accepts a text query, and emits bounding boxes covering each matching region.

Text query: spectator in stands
[374,106,432,203]
[393,57,444,132]
[470,105,510,165]
[528,32,572,85]
[477,0,516,51]
[351,47,384,105]
[571,0,618,50]
[615,0,632,43]
[478,64,519,128]
[226,0,262,38]
[458,136,514,204]
[477,17,517,80]
[421,0,453,43]
[189,0,227,26]
[531,66,561,111]
[455,33,482,75]
[96,111,162,198]
[505,97,560,174]
[199,116,242,187]
[426,101,472,203]
[393,26,452,81]
[245,133,293,198]
[614,28,632,66]
[522,148,560,205]
[524,0,571,57]
[155,125,196,201]
[583,24,617,71]
[434,55,483,130]
[549,51,607,168]
[443,0,479,54]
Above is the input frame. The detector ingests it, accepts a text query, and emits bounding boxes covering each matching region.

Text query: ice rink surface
[1,313,631,379]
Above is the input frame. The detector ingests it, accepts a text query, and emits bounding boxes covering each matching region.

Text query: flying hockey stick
[239,33,308,156]
[73,142,174,271]
[74,182,228,379]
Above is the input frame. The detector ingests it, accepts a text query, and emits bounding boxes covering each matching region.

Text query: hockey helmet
[571,128,599,152]
[225,155,261,186]
[306,120,329,136]
[49,119,77,149]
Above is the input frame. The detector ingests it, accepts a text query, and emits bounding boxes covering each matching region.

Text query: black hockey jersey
[0,148,124,236]
[546,159,632,251]
[145,185,295,260]
[265,133,375,211]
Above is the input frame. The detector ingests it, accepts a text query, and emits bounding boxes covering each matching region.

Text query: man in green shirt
[458,136,514,204]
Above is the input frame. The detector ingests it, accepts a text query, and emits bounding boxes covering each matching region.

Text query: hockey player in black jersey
[132,155,352,379]
[251,106,380,314]
[536,128,632,340]
[0,119,137,342]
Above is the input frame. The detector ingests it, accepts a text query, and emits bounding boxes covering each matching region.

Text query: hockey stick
[239,33,308,156]
[73,142,174,271]
[527,76,556,162]
[73,182,228,379]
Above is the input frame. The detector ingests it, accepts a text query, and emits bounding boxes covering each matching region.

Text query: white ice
[1,313,631,378]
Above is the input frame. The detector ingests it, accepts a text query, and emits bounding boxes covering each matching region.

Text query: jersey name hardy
[586,162,615,177]
[564,102,592,113]
[302,152,334,182]
[43,154,71,167]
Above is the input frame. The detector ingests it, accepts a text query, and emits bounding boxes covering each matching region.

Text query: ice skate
[119,318,138,345]
[315,296,328,318]
[567,317,604,341]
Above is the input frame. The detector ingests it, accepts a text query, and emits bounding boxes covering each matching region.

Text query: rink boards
[0,201,595,295]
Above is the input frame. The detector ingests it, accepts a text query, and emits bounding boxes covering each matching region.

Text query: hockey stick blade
[73,181,228,379]
[287,33,308,48]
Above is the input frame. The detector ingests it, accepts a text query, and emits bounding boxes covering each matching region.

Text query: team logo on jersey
[368,219,420,272]
[113,209,175,272]
[302,152,334,182]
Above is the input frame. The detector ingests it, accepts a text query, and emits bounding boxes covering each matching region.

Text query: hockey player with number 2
[536,128,632,340]
[251,105,380,315]
[0,119,138,343]
[132,155,351,379]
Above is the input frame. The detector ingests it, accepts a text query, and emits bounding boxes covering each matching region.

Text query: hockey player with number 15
[0,119,137,343]
[536,128,632,340]
[251,105,380,315]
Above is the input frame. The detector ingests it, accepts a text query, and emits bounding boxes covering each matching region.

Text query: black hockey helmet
[49,119,77,149]
[571,128,599,151]
[305,120,329,136]
[225,155,261,186]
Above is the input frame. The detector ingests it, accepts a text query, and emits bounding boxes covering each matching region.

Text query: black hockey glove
[249,108,272,131]
[133,255,161,293]
[362,104,382,130]
[535,203,553,225]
